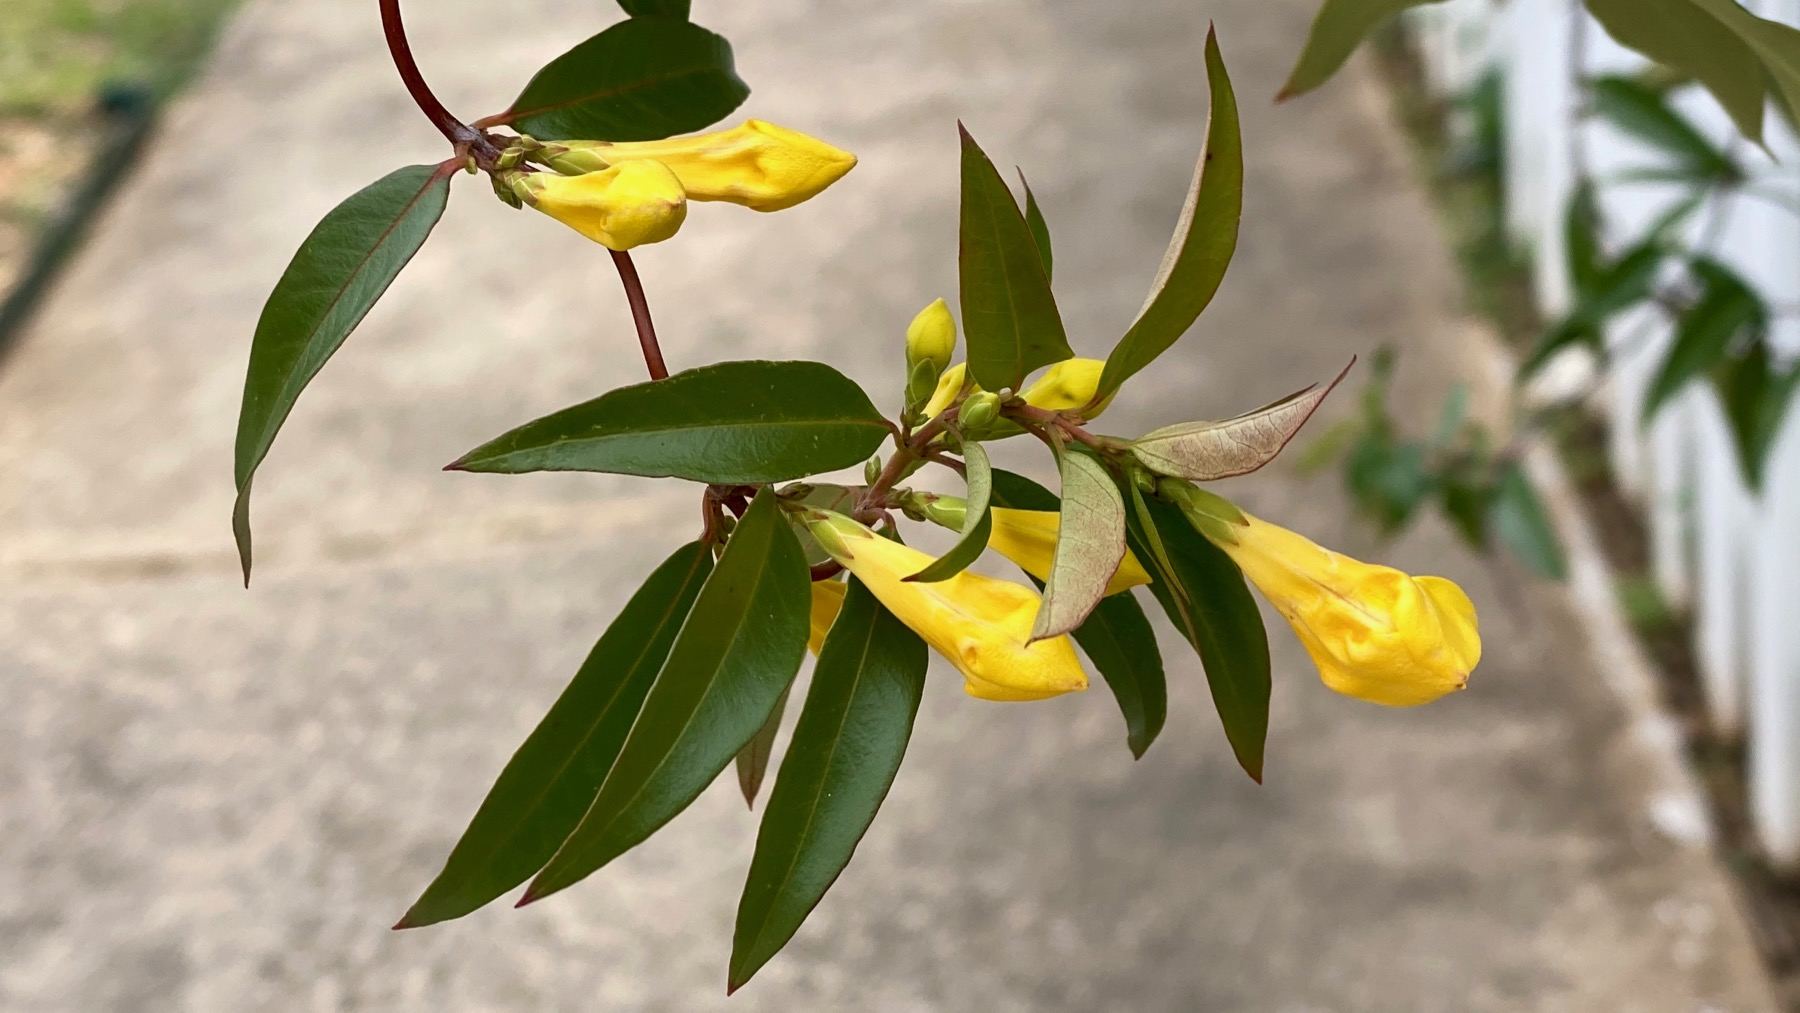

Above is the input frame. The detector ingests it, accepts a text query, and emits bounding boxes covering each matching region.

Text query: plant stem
[378,0,496,163]
[610,250,668,380]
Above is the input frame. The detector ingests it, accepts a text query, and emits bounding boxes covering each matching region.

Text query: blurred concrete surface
[0,0,1777,1009]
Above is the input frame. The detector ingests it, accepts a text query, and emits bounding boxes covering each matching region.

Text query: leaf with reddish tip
[1128,360,1351,481]
[1030,450,1126,642]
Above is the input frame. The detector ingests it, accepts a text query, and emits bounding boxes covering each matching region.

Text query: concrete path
[0,0,1776,1008]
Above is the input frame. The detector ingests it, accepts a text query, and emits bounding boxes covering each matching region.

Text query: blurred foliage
[0,0,242,115]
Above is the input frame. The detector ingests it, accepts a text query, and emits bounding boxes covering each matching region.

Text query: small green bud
[918,494,968,530]
[905,357,941,413]
[959,390,1001,431]
[904,298,957,374]
[864,456,883,485]
[539,140,614,176]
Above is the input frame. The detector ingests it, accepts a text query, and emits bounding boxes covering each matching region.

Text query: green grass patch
[0,0,243,116]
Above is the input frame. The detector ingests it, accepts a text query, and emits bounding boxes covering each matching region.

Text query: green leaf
[1031,449,1126,641]
[1564,180,1605,298]
[729,578,928,992]
[905,442,993,583]
[1642,258,1766,424]
[1713,341,1800,492]
[1019,169,1053,282]
[990,470,1168,757]
[618,0,690,18]
[1278,0,1446,101]
[734,684,790,808]
[449,360,888,484]
[522,489,809,904]
[1097,28,1243,399]
[1586,0,1766,144]
[1440,471,1494,552]
[1489,463,1567,579]
[1588,75,1736,179]
[1129,361,1350,481]
[1346,436,1432,534]
[502,19,748,141]
[957,124,1072,391]
[233,163,452,583]
[396,540,713,928]
[1521,240,1666,379]
[1687,0,1800,149]
[1124,489,1270,781]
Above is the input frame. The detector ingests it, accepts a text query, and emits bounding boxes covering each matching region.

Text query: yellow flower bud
[1209,514,1481,707]
[515,162,687,250]
[808,579,847,655]
[922,357,1114,425]
[804,510,1089,701]
[922,362,971,419]
[568,120,857,212]
[905,298,957,374]
[1020,358,1115,418]
[919,500,1152,596]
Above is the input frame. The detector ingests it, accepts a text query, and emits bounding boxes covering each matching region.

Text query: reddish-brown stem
[379,0,498,165]
[1004,401,1116,453]
[610,250,668,380]
[810,560,845,581]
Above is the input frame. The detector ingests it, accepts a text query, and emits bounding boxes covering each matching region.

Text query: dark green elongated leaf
[1129,361,1351,482]
[1124,489,1269,781]
[991,469,1168,757]
[729,578,928,993]
[1521,240,1666,378]
[1489,463,1567,579]
[906,442,993,582]
[1714,341,1800,492]
[957,124,1072,391]
[1565,180,1605,298]
[1097,28,1242,400]
[449,360,888,484]
[1278,0,1445,100]
[396,540,713,928]
[502,19,748,141]
[233,163,452,582]
[1588,76,1736,179]
[1586,0,1766,145]
[735,684,790,808]
[1643,259,1766,424]
[522,489,809,904]
[1072,593,1167,759]
[1018,170,1053,282]
[1031,449,1126,641]
[618,0,690,18]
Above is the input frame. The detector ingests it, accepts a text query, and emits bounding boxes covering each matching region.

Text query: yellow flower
[543,120,857,212]
[808,579,847,655]
[803,510,1088,701]
[1210,513,1480,707]
[514,161,686,250]
[921,357,1116,422]
[918,498,1152,596]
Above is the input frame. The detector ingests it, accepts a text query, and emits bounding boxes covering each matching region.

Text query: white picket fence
[1403,0,1800,867]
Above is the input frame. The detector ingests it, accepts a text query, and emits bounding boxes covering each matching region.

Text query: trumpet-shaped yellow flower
[808,579,847,655]
[1210,513,1481,707]
[514,161,687,250]
[543,120,857,212]
[919,498,1152,596]
[921,358,1117,422]
[803,510,1088,701]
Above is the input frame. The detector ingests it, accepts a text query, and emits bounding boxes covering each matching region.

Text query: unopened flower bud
[564,120,857,212]
[511,162,687,251]
[905,298,957,374]
[959,390,1002,430]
